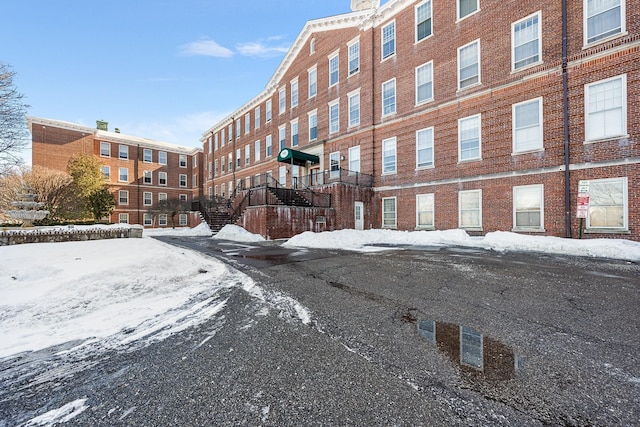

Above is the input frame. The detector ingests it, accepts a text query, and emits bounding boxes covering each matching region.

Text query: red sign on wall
[576,193,590,219]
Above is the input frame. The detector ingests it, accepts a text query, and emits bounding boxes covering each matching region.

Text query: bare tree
[0,63,30,176]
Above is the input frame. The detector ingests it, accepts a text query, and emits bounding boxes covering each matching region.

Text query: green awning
[277,148,320,166]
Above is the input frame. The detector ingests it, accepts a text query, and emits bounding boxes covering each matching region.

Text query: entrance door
[354,201,364,230]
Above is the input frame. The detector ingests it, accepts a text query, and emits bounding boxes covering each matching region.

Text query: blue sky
[2,1,385,161]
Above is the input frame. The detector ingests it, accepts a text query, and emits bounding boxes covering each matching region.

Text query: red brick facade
[202,0,640,241]
[29,118,204,228]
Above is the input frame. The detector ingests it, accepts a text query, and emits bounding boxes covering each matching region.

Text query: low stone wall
[0,226,143,246]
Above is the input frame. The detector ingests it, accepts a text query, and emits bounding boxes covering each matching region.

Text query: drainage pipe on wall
[562,0,572,238]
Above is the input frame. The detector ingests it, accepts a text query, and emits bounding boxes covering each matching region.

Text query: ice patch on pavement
[24,399,88,426]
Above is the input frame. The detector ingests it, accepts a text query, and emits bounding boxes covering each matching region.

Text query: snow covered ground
[2,222,639,425]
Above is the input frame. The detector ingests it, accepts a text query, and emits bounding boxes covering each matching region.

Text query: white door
[354,201,364,230]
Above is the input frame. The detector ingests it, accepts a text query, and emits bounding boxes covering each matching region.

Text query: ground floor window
[587,177,627,230]
[118,213,129,224]
[459,189,482,229]
[179,214,188,226]
[159,214,168,226]
[513,184,544,230]
[382,197,397,228]
[416,193,434,228]
[143,213,153,226]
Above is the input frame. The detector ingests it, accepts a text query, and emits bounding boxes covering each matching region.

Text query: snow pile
[143,221,213,237]
[24,399,88,426]
[213,224,266,243]
[284,228,640,262]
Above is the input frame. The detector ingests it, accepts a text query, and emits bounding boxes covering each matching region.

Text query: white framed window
[329,100,340,134]
[236,149,241,168]
[118,167,128,182]
[214,133,219,150]
[179,194,187,202]
[584,0,624,45]
[330,151,340,178]
[101,166,110,180]
[193,174,197,187]
[416,194,435,228]
[458,39,480,90]
[458,0,479,20]
[382,21,396,60]
[382,79,396,116]
[329,52,339,87]
[208,137,212,153]
[159,214,168,227]
[245,113,251,134]
[279,165,287,186]
[159,171,167,186]
[208,161,212,179]
[512,12,542,71]
[279,87,286,114]
[119,213,129,224]
[513,184,544,230]
[310,38,316,54]
[193,155,197,168]
[416,0,433,42]
[245,145,250,165]
[416,127,434,168]
[382,137,397,175]
[416,61,434,105]
[158,151,167,165]
[308,110,318,141]
[255,140,261,162]
[143,213,153,226]
[349,145,361,173]
[214,160,218,176]
[348,90,360,127]
[382,197,397,228]
[143,191,152,206]
[158,192,167,201]
[585,74,627,141]
[348,38,360,76]
[279,125,287,150]
[291,120,299,147]
[255,106,261,129]
[179,214,188,226]
[143,170,152,185]
[266,99,272,122]
[228,124,233,141]
[119,145,128,160]
[266,135,273,157]
[513,97,543,153]
[100,142,110,157]
[291,78,299,108]
[118,190,129,205]
[221,129,225,146]
[143,149,152,163]
[179,174,187,188]
[459,189,482,229]
[458,114,481,162]
[179,154,187,168]
[308,66,317,98]
[236,118,241,139]
[587,177,628,231]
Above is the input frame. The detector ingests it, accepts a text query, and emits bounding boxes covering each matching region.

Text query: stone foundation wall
[0,226,143,246]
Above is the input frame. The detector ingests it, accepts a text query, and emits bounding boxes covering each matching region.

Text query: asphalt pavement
[1,237,638,426]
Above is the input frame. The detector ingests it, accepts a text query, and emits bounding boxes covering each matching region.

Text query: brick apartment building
[200,0,639,240]
[28,117,204,227]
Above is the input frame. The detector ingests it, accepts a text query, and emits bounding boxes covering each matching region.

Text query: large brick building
[201,0,639,240]
[28,117,204,227]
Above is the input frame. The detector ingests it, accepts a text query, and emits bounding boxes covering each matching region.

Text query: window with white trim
[382,197,397,228]
[416,127,434,168]
[513,12,541,70]
[119,213,129,224]
[458,0,478,20]
[221,129,225,147]
[245,113,250,134]
[459,189,482,229]
[309,110,318,141]
[416,194,435,228]
[585,0,624,45]
[228,153,233,171]
[119,145,128,160]
[255,140,261,162]
[143,170,152,185]
[159,171,167,186]
[279,125,286,150]
[100,142,110,157]
[279,87,286,114]
[348,90,360,127]
[291,79,298,108]
[159,192,167,201]
[179,174,187,188]
[513,97,543,153]
[208,161,212,179]
[291,120,299,147]
[330,151,340,178]
[329,52,339,87]
[119,167,128,182]
[587,177,628,230]
[329,100,340,134]
[585,74,627,141]
[349,145,360,173]
[266,135,273,157]
[266,100,272,122]
[228,124,233,141]
[179,154,187,168]
[382,79,396,116]
[245,145,250,165]
[382,137,397,174]
[101,166,110,180]
[416,0,432,42]
[310,38,316,54]
[214,160,218,176]
[179,214,188,226]
[416,61,434,105]
[458,39,480,89]
[236,119,241,139]
[255,106,261,129]
[308,66,317,98]
[118,190,129,205]
[348,39,359,76]
[193,174,197,187]
[214,134,219,151]
[513,184,544,230]
[236,149,241,168]
[143,191,152,206]
[143,149,152,163]
[159,214,167,226]
[458,114,481,161]
[382,21,395,59]
[143,213,153,226]
[180,194,187,202]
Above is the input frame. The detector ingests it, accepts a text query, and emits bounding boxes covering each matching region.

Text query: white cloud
[179,38,234,58]
[236,40,290,58]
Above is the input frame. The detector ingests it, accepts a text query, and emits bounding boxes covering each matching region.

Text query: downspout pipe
[562,0,571,238]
